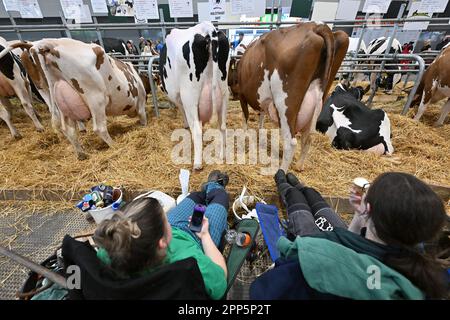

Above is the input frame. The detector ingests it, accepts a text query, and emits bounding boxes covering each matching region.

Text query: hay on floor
[0,92,448,208]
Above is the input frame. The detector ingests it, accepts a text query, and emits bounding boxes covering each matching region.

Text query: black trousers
[287,187,347,239]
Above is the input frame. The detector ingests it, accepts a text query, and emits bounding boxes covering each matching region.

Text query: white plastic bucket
[89,188,123,224]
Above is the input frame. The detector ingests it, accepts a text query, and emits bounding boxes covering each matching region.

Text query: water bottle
[225,229,251,247]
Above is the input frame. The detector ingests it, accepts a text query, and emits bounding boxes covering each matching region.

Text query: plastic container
[225,229,252,247]
[89,188,123,224]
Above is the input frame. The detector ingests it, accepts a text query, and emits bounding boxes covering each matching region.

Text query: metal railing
[137,51,425,118]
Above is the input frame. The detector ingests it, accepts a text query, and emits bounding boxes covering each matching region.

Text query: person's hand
[189,216,210,239]
[349,187,368,216]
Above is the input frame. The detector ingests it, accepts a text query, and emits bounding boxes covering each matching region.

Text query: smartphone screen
[189,204,205,233]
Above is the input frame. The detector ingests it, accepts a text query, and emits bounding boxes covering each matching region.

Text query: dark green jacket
[277,233,424,300]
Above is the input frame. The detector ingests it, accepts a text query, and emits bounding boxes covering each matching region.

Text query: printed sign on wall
[18,0,43,19]
[168,0,194,18]
[209,0,226,21]
[91,0,108,14]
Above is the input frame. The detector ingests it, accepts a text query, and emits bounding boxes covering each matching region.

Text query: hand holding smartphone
[189,204,206,233]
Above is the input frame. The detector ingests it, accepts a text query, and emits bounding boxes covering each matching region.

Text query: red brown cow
[229,23,349,171]
[411,46,450,126]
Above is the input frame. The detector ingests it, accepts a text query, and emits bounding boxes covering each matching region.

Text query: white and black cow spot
[316,85,394,154]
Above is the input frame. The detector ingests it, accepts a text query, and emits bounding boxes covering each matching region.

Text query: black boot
[202,170,229,192]
[286,172,305,191]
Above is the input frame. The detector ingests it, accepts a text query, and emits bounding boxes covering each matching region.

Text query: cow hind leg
[435,98,450,126]
[414,91,430,122]
[84,95,115,147]
[240,97,249,130]
[15,87,44,132]
[137,94,147,126]
[60,116,87,160]
[0,99,21,139]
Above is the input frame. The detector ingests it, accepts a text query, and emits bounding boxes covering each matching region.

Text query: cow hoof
[193,165,203,171]
[77,152,89,161]
[13,133,23,140]
[36,127,45,133]
[433,123,443,128]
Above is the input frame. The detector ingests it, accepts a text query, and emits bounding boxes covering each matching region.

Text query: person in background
[231,32,244,49]
[436,35,450,51]
[250,171,448,300]
[421,40,434,65]
[94,170,230,300]
[138,36,146,53]
[126,40,139,55]
[400,42,414,70]
[142,40,158,56]
[156,40,164,54]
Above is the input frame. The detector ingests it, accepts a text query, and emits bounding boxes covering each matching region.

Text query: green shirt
[97,227,227,300]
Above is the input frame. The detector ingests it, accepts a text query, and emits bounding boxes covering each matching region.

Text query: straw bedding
[0,92,448,211]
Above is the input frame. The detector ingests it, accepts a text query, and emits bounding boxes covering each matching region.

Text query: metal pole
[159,8,166,42]
[7,11,22,41]
[148,56,160,117]
[92,16,104,48]
[0,246,68,289]
[402,55,425,114]
[276,0,282,30]
[366,3,406,107]
[350,12,370,82]
[60,11,72,38]
[270,0,275,30]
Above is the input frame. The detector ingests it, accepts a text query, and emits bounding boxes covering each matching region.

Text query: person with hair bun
[251,171,448,300]
[94,170,230,300]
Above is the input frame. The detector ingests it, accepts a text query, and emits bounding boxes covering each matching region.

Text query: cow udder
[0,76,15,97]
[54,80,91,121]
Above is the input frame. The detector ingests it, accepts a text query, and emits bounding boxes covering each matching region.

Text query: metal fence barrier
[138,52,425,118]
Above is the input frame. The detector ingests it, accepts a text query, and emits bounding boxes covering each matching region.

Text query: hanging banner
[311,1,339,28]
[107,0,135,17]
[418,0,449,13]
[168,0,194,18]
[60,0,83,19]
[335,0,361,20]
[134,0,159,20]
[404,1,431,31]
[90,0,108,14]
[362,0,392,13]
[18,0,43,19]
[74,4,93,23]
[2,0,19,11]
[230,0,256,16]
[209,0,226,21]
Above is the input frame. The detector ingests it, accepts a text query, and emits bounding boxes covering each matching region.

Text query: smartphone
[189,204,206,233]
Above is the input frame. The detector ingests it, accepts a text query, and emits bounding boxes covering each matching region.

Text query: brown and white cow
[0,37,44,138]
[229,23,349,171]
[411,46,450,126]
[1,38,147,159]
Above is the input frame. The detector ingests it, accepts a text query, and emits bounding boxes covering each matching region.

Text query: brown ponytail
[366,172,448,299]
[94,197,166,277]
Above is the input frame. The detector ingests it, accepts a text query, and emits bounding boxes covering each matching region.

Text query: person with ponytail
[250,171,448,300]
[93,170,230,300]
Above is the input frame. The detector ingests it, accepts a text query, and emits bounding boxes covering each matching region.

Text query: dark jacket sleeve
[249,258,346,300]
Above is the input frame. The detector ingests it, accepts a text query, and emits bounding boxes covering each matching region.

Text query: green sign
[290,0,314,18]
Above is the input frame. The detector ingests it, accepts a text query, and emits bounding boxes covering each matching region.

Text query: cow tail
[314,24,335,99]
[411,77,425,108]
[0,41,34,59]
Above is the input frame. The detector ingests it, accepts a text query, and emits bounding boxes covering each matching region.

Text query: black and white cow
[354,37,403,99]
[316,84,394,155]
[0,37,44,138]
[159,22,230,170]
[94,37,128,56]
